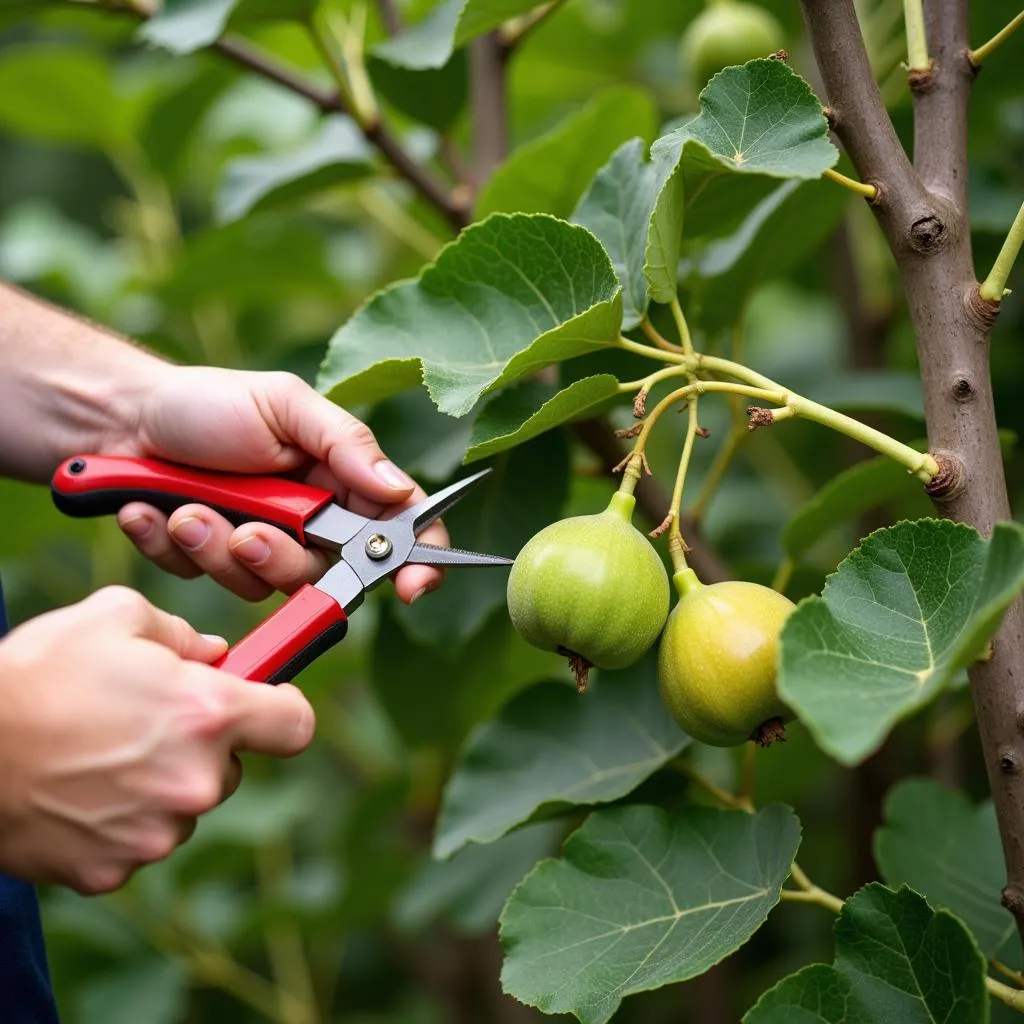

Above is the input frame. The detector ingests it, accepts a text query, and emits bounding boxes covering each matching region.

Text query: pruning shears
[51,455,512,685]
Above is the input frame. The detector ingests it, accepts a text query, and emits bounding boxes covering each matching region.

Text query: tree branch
[93,0,469,232]
[469,32,509,188]
[803,0,1024,950]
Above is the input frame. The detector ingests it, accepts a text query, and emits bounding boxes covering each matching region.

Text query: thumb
[84,586,227,663]
[218,679,316,758]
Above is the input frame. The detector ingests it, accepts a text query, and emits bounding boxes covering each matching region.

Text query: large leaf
[373,0,538,70]
[500,804,801,1023]
[0,45,133,148]
[875,777,1021,967]
[394,429,569,646]
[367,50,468,132]
[778,519,1024,765]
[75,959,188,1024]
[476,87,658,219]
[744,884,988,1024]
[571,138,663,329]
[393,821,565,936]
[434,650,689,858]
[138,0,315,54]
[464,375,622,463]
[645,59,838,302]
[317,213,623,417]
[215,116,374,222]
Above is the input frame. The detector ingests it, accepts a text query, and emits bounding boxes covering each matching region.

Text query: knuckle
[88,585,149,623]
[135,824,180,863]
[343,418,378,450]
[169,769,223,815]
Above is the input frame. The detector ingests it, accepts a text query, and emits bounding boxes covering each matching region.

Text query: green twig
[980,199,1024,302]
[824,167,878,200]
[989,977,1024,1013]
[902,0,932,71]
[970,11,1024,66]
[670,296,696,357]
[783,862,845,915]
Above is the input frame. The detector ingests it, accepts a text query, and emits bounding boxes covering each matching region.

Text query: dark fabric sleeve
[0,578,60,1022]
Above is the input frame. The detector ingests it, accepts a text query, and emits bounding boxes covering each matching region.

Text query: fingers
[269,375,417,505]
[218,680,316,758]
[117,503,203,580]
[84,586,226,662]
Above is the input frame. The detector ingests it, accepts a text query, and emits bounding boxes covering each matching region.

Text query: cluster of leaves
[2,0,1024,1022]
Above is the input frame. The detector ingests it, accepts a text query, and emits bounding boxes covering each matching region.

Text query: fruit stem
[694,354,940,481]
[671,568,702,597]
[666,397,701,570]
[616,336,688,365]
[673,759,753,814]
[902,0,932,73]
[605,490,637,522]
[670,296,696,357]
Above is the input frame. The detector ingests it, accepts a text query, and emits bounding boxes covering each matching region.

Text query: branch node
[907,63,937,93]
[614,423,644,439]
[951,375,975,403]
[1003,884,1024,916]
[866,179,885,208]
[923,451,967,503]
[1001,751,1021,775]
[633,390,648,419]
[909,214,948,254]
[965,284,1002,332]
[822,106,837,131]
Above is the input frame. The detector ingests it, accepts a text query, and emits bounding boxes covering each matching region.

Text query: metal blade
[394,468,493,534]
[405,541,513,567]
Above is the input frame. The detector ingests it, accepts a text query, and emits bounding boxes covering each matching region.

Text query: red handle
[51,455,335,543]
[215,584,348,684]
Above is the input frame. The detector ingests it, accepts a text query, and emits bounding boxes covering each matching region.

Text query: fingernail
[410,587,429,604]
[201,633,227,646]
[120,515,152,540]
[374,460,414,491]
[231,535,271,565]
[172,516,210,551]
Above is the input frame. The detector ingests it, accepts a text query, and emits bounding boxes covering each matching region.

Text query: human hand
[110,367,447,605]
[0,586,314,894]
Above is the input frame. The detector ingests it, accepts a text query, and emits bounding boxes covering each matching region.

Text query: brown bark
[802,0,1024,942]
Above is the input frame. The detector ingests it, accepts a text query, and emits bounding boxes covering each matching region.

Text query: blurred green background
[1,0,1023,1021]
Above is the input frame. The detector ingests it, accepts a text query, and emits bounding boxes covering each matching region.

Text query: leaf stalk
[980,199,1024,302]
[970,11,1024,66]
[902,0,932,72]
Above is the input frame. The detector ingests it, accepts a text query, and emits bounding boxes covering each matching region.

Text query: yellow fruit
[658,571,795,746]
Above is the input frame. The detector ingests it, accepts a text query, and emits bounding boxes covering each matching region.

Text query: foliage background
[1,0,1023,1021]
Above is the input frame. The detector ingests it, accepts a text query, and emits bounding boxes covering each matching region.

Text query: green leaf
[778,519,1024,765]
[215,116,374,222]
[373,0,538,71]
[138,0,315,54]
[875,777,1021,967]
[374,604,552,750]
[743,884,988,1024]
[571,138,661,329]
[0,45,133,148]
[464,374,621,462]
[75,959,188,1024]
[500,804,801,1023]
[434,649,689,859]
[317,213,623,417]
[366,50,467,132]
[683,178,849,334]
[393,821,565,936]
[477,87,658,219]
[644,59,837,302]
[394,429,569,646]
[782,455,925,564]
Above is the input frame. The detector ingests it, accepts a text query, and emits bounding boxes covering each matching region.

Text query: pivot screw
[365,533,393,560]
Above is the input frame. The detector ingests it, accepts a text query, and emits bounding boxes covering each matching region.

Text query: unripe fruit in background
[506,491,670,693]
[658,570,795,746]
[679,1,786,92]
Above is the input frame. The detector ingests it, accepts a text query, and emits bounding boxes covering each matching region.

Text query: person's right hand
[0,586,314,895]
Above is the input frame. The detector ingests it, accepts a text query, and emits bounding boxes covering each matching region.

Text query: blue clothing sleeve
[0,578,60,1022]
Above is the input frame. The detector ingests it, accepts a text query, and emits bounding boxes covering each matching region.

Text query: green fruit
[506,491,670,693]
[658,571,795,746]
[679,1,786,91]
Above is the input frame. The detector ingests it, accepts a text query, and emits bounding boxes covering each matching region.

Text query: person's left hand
[108,366,447,605]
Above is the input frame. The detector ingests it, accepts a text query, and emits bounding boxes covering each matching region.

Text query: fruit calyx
[751,717,787,748]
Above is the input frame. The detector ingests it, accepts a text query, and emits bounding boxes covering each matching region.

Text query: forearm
[0,283,165,482]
